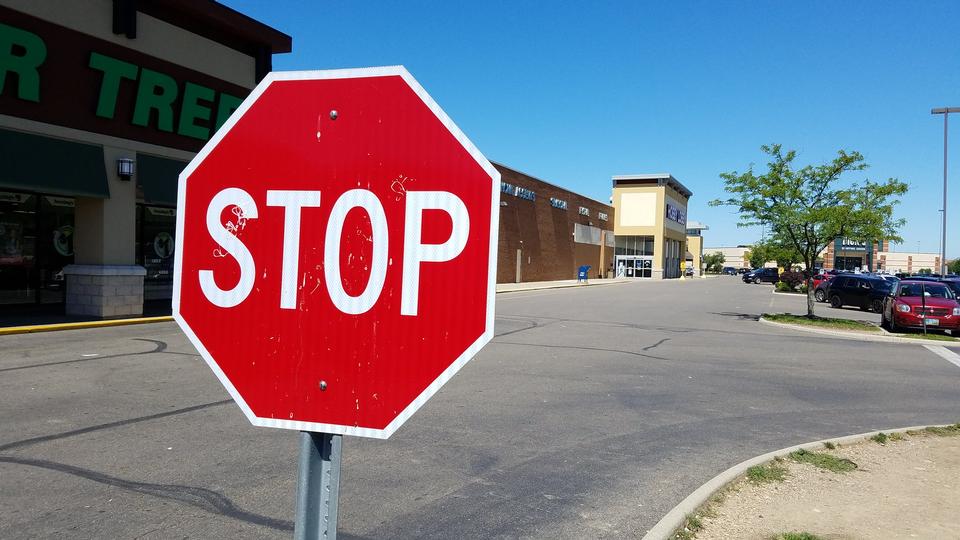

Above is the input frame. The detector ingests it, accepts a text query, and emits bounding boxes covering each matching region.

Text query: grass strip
[889,331,959,342]
[746,462,787,484]
[771,533,824,540]
[763,313,880,332]
[924,424,960,436]
[788,449,857,473]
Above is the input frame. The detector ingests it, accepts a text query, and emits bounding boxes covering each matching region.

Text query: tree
[703,251,726,273]
[711,144,907,317]
[949,259,960,275]
[750,238,803,270]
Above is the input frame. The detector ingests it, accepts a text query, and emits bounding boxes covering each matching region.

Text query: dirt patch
[691,432,960,540]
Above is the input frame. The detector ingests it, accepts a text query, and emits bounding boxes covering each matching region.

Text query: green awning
[138,154,187,206]
[0,128,109,198]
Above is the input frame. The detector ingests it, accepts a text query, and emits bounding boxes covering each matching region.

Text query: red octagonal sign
[173,67,499,438]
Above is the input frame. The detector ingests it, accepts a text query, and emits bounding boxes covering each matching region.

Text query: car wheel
[815,289,826,302]
[829,295,842,308]
[753,277,761,284]
[871,299,884,313]
[889,315,899,333]
[881,312,890,330]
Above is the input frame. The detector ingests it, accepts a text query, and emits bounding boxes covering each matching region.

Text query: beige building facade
[611,174,692,279]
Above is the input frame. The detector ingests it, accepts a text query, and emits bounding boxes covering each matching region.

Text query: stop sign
[173,67,499,439]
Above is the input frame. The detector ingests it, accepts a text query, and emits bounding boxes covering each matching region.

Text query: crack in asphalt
[0,400,232,453]
[495,341,669,361]
[643,338,670,351]
[0,455,295,533]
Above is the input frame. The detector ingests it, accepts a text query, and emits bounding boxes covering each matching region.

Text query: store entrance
[615,256,652,278]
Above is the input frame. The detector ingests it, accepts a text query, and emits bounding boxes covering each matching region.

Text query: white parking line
[923,344,960,369]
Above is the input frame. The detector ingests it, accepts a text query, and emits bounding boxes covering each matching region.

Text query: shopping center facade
[0,1,704,319]
[0,0,290,316]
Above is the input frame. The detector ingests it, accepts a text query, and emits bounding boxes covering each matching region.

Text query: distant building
[824,239,942,274]
[685,221,708,276]
[703,245,754,270]
[610,173,691,279]
[495,164,614,283]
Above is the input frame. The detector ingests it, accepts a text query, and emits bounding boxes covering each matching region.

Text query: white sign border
[172,66,500,440]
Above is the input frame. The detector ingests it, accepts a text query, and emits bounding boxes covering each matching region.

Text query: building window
[0,191,75,305]
[136,205,176,300]
[574,223,602,245]
[614,235,654,256]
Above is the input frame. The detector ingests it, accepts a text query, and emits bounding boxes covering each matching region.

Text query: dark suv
[825,275,894,312]
[743,268,779,284]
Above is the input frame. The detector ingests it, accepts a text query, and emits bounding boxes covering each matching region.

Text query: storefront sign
[839,238,868,251]
[578,206,590,216]
[0,7,250,152]
[598,211,608,221]
[666,202,686,225]
[499,182,535,201]
[550,197,567,210]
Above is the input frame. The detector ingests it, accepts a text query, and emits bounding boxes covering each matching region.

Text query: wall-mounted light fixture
[117,158,135,180]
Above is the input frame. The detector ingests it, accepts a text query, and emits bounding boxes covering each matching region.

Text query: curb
[642,423,955,540]
[758,317,959,346]
[0,316,174,336]
[496,280,631,294]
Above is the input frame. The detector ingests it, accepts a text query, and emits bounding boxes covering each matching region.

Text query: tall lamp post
[931,107,959,276]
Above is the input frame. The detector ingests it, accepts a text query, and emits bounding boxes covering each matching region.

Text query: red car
[881,280,960,332]
[813,274,835,302]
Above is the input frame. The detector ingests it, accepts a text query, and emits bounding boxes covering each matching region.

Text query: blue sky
[222,1,960,256]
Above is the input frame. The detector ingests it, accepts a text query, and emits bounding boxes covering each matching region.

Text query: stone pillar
[63,265,146,317]
[65,145,145,318]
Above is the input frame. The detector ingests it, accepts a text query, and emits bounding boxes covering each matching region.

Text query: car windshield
[898,283,955,299]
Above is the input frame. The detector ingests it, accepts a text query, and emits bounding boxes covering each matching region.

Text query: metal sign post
[294,432,342,540]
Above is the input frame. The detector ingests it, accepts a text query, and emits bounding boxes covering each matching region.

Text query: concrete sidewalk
[496,278,632,293]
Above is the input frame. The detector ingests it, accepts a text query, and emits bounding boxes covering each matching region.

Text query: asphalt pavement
[2,277,959,539]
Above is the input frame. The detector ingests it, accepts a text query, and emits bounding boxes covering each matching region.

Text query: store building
[496,163,614,283]
[0,0,290,316]
[684,220,708,276]
[610,173,692,279]
[823,239,888,271]
[875,250,942,274]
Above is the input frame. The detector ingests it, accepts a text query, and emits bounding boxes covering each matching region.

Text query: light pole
[931,107,959,276]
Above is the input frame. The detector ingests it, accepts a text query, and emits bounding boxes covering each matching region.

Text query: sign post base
[294,431,342,540]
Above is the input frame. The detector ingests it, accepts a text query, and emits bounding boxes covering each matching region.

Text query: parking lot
[2,277,959,539]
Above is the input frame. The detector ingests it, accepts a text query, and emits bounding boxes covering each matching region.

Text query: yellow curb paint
[0,316,174,336]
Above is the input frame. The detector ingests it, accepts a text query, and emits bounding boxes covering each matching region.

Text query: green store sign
[0,7,251,152]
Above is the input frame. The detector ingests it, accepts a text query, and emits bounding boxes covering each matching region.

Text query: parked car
[906,275,960,297]
[881,280,960,332]
[743,267,779,284]
[684,267,695,277]
[825,275,894,312]
[737,268,751,274]
[722,266,737,275]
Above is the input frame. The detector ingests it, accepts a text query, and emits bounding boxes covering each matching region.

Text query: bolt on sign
[174,67,499,439]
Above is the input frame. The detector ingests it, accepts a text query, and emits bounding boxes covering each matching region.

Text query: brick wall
[495,164,614,283]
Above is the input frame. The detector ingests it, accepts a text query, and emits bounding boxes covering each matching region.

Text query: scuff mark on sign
[391,175,413,201]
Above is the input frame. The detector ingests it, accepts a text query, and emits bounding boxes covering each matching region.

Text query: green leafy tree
[918,267,933,275]
[750,238,803,270]
[950,259,960,275]
[703,251,726,273]
[711,144,907,317]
